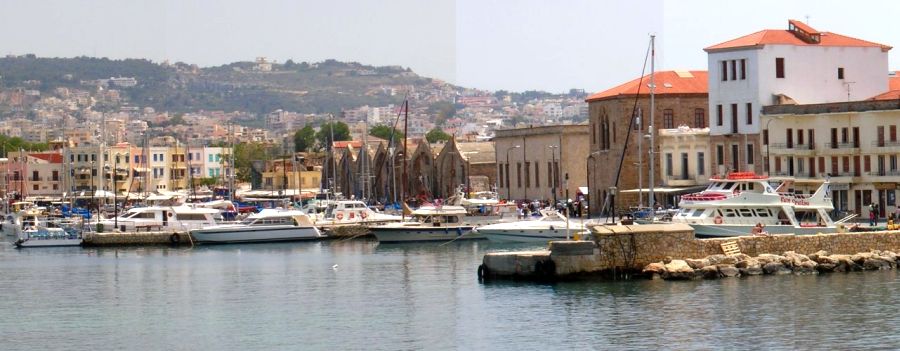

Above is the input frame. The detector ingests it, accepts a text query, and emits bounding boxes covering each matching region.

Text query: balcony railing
[871,140,900,148]
[770,142,816,150]
[867,170,900,177]
[829,142,858,149]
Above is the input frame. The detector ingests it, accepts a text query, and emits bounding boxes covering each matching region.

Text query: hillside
[0,56,440,114]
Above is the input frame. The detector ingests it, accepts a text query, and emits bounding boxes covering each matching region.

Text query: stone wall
[588,223,900,271]
[83,231,188,246]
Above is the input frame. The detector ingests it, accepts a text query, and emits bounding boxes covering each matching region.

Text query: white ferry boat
[671,172,837,237]
[369,205,481,243]
[477,209,590,243]
[190,209,324,243]
[93,205,219,232]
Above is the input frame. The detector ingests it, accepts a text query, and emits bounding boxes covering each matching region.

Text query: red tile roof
[332,140,362,149]
[705,21,892,52]
[869,71,900,101]
[29,153,63,163]
[586,70,708,102]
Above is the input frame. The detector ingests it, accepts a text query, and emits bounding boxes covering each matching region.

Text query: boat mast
[401,100,409,213]
[648,34,656,209]
[331,113,337,199]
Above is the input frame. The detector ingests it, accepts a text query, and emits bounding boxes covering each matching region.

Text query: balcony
[867,170,900,177]
[870,140,900,153]
[769,142,816,155]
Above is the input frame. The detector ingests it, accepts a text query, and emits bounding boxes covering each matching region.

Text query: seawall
[478,223,900,280]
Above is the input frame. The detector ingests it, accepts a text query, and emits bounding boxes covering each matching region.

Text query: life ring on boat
[169,233,180,244]
[714,216,723,224]
[477,264,490,280]
[336,213,344,220]
[360,212,368,219]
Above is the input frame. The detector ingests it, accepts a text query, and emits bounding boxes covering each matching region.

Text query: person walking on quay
[869,203,877,226]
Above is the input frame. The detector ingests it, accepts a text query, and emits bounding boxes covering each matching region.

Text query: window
[730,60,737,81]
[153,154,158,162]
[52,170,59,181]
[209,154,214,162]
[830,128,838,148]
[853,127,860,148]
[878,126,885,147]
[716,105,723,126]
[524,162,530,188]
[775,57,785,78]
[730,104,738,134]
[786,128,793,149]
[721,61,728,81]
[716,145,724,166]
[838,67,844,79]
[516,163,522,188]
[747,144,754,165]
[547,162,552,188]
[745,103,753,125]
[505,163,510,189]
[666,153,673,176]
[808,129,815,149]
[797,129,804,145]
[694,109,705,128]
[697,152,705,175]
[33,184,38,191]
[499,165,504,188]
[740,59,746,79]
[841,128,848,144]
[534,163,540,188]
[763,129,769,145]
[891,155,898,172]
[891,125,897,142]
[663,109,674,128]
[731,145,739,171]
[680,153,689,179]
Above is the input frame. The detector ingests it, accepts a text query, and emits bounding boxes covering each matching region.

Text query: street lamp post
[114,153,119,230]
[549,145,559,205]
[504,145,520,201]
[90,160,95,214]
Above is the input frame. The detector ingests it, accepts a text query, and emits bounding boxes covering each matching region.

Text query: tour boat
[369,205,481,243]
[671,172,837,237]
[477,209,590,243]
[313,200,402,227]
[13,217,83,248]
[190,209,324,243]
[93,205,219,232]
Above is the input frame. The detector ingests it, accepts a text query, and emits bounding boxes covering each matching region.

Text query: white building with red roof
[704,19,892,175]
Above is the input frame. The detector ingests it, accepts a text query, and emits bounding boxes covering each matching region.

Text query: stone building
[586,70,708,213]
[494,124,589,203]
[433,139,495,199]
[653,126,711,207]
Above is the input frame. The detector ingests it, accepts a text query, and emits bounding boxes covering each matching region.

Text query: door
[731,144,739,172]
[878,190,887,218]
[680,153,689,180]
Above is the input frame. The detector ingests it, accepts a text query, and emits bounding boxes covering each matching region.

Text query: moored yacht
[477,209,590,243]
[314,200,402,226]
[190,209,324,243]
[671,172,837,237]
[369,205,481,243]
[93,205,219,232]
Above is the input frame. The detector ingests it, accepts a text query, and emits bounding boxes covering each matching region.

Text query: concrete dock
[478,223,900,281]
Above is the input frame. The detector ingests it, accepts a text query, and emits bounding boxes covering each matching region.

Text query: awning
[619,185,707,194]
[578,186,588,194]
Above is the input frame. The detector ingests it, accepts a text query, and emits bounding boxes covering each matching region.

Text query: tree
[316,121,351,147]
[369,124,404,142]
[427,101,456,126]
[425,127,452,143]
[294,125,316,152]
[197,177,218,187]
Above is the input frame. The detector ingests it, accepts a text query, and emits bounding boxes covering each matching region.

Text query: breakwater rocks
[642,250,900,280]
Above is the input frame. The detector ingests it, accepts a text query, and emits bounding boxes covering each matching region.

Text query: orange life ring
[714,216,723,224]
[336,213,344,220]
[360,212,368,219]
[349,212,355,219]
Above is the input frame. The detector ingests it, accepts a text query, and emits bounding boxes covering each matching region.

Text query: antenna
[843,81,856,102]
[804,15,810,24]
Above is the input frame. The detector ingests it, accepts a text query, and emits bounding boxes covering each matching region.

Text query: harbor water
[2,240,900,350]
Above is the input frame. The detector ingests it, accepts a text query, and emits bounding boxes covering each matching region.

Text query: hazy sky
[1,0,898,93]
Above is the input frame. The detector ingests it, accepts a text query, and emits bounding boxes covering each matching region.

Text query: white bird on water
[332,264,339,270]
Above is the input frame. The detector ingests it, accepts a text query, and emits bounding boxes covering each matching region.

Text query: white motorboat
[314,200,402,226]
[477,209,589,243]
[671,172,837,238]
[460,191,499,208]
[14,217,83,248]
[369,205,481,243]
[190,209,324,243]
[93,205,219,232]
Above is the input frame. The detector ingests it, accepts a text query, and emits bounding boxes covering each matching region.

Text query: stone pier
[478,223,900,280]
[82,231,191,246]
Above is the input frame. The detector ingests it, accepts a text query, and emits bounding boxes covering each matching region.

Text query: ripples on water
[1,240,899,350]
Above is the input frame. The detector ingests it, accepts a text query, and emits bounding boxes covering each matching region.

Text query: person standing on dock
[869,203,877,226]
